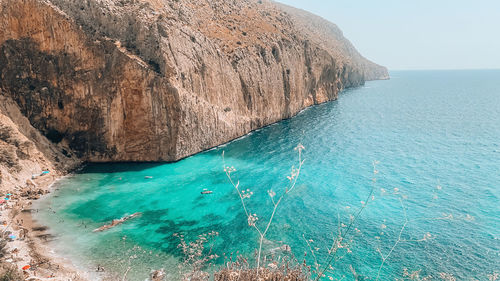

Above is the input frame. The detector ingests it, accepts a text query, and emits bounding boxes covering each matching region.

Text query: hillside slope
[0,0,388,165]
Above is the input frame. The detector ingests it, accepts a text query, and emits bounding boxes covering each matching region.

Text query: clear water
[35,70,500,280]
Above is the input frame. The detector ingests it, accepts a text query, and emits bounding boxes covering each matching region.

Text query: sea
[35,70,500,280]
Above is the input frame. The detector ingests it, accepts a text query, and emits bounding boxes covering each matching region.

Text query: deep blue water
[35,70,500,280]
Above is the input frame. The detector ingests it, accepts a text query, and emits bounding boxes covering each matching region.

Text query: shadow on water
[80,162,166,173]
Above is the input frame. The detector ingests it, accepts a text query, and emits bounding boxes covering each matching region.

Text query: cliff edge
[0,0,388,170]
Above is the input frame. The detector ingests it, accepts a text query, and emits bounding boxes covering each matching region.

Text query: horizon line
[388,67,500,71]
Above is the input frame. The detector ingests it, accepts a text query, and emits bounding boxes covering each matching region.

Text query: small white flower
[294,143,305,151]
[267,190,276,198]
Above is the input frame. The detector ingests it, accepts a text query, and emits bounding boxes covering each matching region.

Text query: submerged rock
[92,212,141,232]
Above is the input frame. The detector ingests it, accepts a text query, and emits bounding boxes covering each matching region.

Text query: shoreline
[0,173,91,280]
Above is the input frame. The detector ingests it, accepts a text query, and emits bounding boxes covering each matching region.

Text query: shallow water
[35,70,500,280]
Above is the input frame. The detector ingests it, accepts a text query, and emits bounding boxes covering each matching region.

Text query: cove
[34,70,500,280]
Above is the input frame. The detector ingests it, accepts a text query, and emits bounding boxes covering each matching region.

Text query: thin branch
[375,197,408,281]
[222,145,305,276]
[302,234,320,273]
[315,161,379,281]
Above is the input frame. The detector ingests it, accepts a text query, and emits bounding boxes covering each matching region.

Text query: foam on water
[35,70,500,280]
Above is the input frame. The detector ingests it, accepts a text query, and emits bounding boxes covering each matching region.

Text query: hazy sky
[275,0,500,70]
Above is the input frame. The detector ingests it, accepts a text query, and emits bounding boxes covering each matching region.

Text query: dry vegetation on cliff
[1,0,387,164]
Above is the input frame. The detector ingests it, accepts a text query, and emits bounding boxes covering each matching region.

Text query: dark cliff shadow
[79,162,166,174]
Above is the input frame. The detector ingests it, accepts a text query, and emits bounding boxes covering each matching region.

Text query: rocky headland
[1,0,387,165]
[0,0,387,278]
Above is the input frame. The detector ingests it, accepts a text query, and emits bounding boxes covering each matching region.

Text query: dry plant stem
[223,146,305,276]
[122,266,131,281]
[375,197,407,281]
[374,199,451,280]
[303,234,320,273]
[314,161,379,281]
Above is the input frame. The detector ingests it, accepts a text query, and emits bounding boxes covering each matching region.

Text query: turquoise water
[35,70,500,280]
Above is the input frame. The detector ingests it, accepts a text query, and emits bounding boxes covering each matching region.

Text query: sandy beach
[0,173,90,280]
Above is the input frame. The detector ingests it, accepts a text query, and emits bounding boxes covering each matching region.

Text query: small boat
[144,176,153,179]
[201,190,213,194]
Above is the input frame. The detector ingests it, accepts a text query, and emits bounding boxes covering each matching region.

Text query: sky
[275,0,500,70]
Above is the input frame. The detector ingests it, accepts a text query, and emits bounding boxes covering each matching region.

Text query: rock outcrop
[0,0,388,164]
[0,94,80,191]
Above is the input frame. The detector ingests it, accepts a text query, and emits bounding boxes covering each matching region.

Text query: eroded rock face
[0,94,80,191]
[0,0,388,162]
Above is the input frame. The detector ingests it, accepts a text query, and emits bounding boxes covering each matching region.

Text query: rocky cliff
[0,0,388,167]
[0,93,80,191]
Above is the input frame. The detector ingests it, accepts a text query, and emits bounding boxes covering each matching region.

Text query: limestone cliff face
[0,0,388,162]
